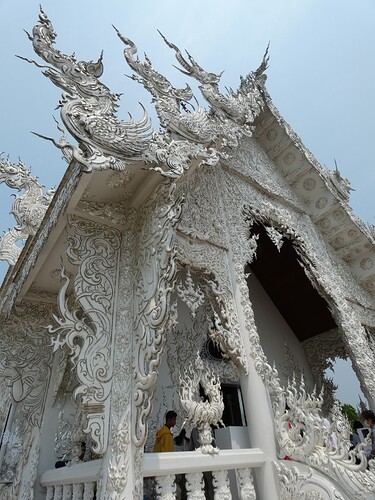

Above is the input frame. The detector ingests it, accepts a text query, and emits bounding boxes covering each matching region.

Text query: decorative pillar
[101,180,182,499]
[0,301,53,499]
[233,271,280,500]
[99,209,137,499]
[49,216,121,456]
[219,181,280,499]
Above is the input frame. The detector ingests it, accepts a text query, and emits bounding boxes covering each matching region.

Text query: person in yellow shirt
[153,410,177,452]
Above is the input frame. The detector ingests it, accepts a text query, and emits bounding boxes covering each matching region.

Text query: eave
[254,88,375,300]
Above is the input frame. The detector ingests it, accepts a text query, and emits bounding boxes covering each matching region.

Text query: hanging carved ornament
[265,225,284,251]
[176,269,205,318]
[180,355,224,454]
[48,216,121,454]
[0,156,54,265]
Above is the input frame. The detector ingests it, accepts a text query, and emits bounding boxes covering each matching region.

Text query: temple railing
[144,448,265,498]
[40,460,101,500]
[40,448,265,499]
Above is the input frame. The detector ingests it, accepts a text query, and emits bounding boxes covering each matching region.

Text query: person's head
[165,410,177,429]
[362,410,375,428]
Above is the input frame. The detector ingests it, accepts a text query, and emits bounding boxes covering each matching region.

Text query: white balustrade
[40,448,264,499]
[144,448,264,499]
[40,460,101,500]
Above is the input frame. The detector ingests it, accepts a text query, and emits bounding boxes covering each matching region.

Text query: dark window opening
[221,384,247,427]
[247,223,336,341]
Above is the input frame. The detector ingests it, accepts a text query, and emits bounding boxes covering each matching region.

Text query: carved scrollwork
[48,216,121,454]
[160,33,267,128]
[0,301,53,427]
[274,462,331,500]
[132,180,182,447]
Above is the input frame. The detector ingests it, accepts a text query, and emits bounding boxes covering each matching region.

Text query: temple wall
[247,272,314,389]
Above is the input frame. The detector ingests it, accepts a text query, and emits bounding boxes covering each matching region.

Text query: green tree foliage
[341,403,360,427]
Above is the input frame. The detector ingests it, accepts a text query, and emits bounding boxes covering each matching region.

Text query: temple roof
[0,9,374,317]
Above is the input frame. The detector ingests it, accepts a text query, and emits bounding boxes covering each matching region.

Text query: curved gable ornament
[23,9,271,180]
[22,9,152,172]
[0,157,54,265]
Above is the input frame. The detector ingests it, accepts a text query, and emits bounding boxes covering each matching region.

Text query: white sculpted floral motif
[180,356,224,454]
[176,269,205,318]
[48,216,121,454]
[0,156,54,265]
[274,462,340,500]
[236,468,256,500]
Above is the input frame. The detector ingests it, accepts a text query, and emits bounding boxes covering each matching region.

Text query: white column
[227,251,280,499]
[240,368,279,500]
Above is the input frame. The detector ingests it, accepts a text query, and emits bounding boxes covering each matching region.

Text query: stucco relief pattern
[175,241,248,373]
[176,166,228,249]
[48,216,121,454]
[274,462,345,500]
[0,302,53,499]
[132,181,182,451]
[303,329,347,413]
[223,138,304,214]
[0,301,53,426]
[104,209,137,499]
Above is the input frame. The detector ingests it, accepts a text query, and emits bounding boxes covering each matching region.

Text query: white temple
[1,8,375,500]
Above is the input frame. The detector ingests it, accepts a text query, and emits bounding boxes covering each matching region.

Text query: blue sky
[0,0,374,408]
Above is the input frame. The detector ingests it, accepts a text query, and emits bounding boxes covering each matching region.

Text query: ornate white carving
[0,156,54,265]
[161,34,268,128]
[212,469,231,499]
[0,301,53,426]
[76,199,128,226]
[23,9,152,172]
[116,30,221,145]
[236,467,256,500]
[103,208,140,499]
[155,474,176,499]
[176,269,205,318]
[132,180,182,450]
[327,162,353,203]
[48,216,121,454]
[185,472,205,499]
[265,225,284,251]
[303,329,348,414]
[180,356,224,454]
[274,462,340,500]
